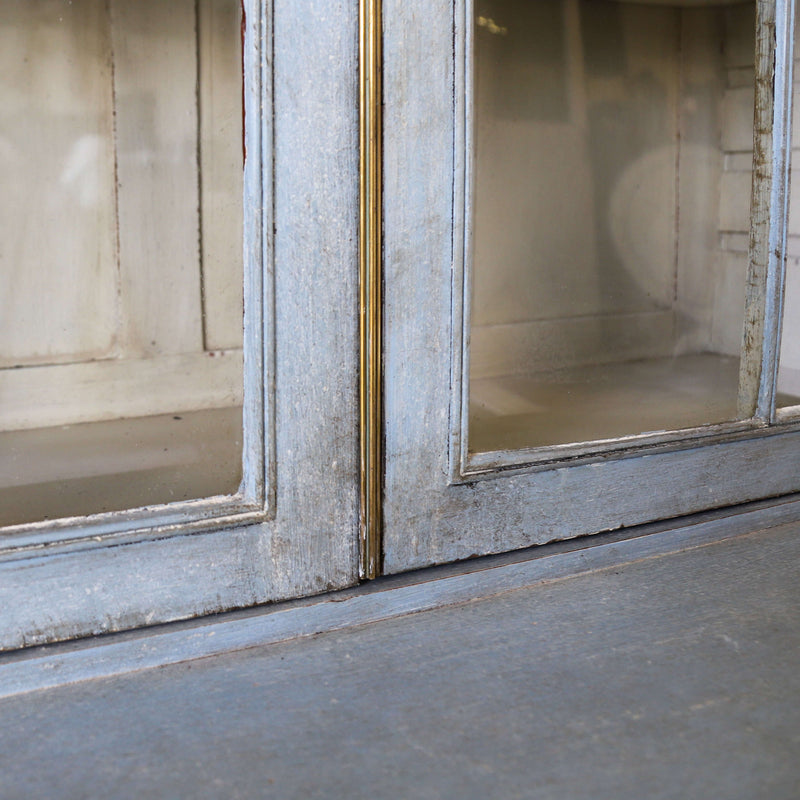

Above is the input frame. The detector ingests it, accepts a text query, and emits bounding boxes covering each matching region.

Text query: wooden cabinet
[2,0,800,649]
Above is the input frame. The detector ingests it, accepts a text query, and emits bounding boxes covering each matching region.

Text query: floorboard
[2,519,799,798]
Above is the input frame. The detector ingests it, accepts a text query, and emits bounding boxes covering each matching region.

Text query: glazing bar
[739,0,796,420]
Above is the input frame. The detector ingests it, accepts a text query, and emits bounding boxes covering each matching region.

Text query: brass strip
[359,0,383,579]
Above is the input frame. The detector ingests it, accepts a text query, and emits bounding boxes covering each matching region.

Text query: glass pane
[469,0,754,452]
[777,12,800,410]
[0,0,244,525]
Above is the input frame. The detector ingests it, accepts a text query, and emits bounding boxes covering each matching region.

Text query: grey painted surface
[0,0,360,649]
[382,0,800,573]
[1,493,799,698]
[2,519,800,799]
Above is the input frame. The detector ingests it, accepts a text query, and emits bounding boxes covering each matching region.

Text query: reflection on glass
[469,0,755,452]
[777,14,800,410]
[0,0,244,525]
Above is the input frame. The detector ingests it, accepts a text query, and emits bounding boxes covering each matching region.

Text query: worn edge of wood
[449,0,471,482]
[241,0,270,509]
[3,494,800,699]
[762,0,796,420]
[738,0,795,420]
[459,417,794,481]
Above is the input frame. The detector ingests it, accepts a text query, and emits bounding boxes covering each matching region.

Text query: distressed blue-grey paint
[2,493,800,698]
[382,0,800,573]
[738,0,797,420]
[0,0,361,650]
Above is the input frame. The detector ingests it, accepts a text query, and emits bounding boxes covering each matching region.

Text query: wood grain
[0,0,117,367]
[199,0,245,351]
[110,0,203,357]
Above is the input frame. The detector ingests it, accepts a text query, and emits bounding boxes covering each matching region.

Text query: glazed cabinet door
[0,0,360,648]
[382,0,800,572]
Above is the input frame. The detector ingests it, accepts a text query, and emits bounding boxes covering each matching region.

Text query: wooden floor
[470,352,800,452]
[2,517,799,798]
[0,407,242,526]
